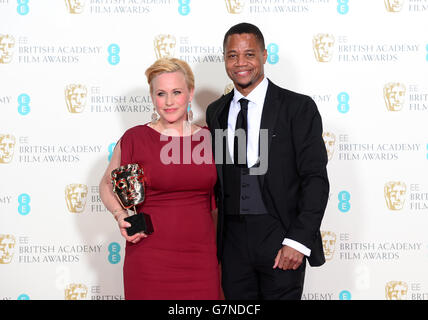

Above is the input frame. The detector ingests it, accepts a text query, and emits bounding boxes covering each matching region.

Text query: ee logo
[337,0,349,15]
[339,290,352,300]
[337,92,350,114]
[108,44,120,66]
[338,191,350,213]
[178,0,190,16]
[108,143,116,162]
[267,43,279,65]
[18,94,31,115]
[17,0,29,15]
[108,242,121,264]
[18,193,31,216]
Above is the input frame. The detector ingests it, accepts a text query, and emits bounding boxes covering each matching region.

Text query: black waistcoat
[220,101,268,215]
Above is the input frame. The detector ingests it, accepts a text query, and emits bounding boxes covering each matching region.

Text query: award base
[124,213,154,236]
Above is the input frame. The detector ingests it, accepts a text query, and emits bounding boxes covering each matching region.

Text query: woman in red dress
[99,58,221,299]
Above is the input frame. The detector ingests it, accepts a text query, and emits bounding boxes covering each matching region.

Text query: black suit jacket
[206,79,329,267]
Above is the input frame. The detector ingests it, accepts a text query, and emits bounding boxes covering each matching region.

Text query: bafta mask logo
[65,184,88,213]
[0,234,16,264]
[384,82,406,111]
[384,181,406,210]
[322,132,336,161]
[385,281,408,300]
[313,34,335,62]
[65,284,88,300]
[224,83,234,95]
[0,34,15,64]
[111,163,145,209]
[384,0,405,12]
[65,0,85,14]
[225,0,245,14]
[65,84,87,114]
[154,34,176,59]
[321,231,336,261]
[0,134,16,164]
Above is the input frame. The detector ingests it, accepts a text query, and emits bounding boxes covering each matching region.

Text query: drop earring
[187,102,193,123]
[151,106,158,124]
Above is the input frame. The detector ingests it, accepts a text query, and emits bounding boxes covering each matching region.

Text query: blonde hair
[145,57,195,93]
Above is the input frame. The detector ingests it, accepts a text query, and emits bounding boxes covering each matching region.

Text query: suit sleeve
[286,97,329,249]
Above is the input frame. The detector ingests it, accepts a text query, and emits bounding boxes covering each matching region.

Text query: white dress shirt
[227,77,311,257]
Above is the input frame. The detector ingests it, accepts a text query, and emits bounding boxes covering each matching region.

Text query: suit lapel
[259,80,282,187]
[212,81,281,189]
[212,91,233,130]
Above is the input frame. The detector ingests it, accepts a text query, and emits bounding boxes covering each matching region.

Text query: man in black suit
[206,23,329,300]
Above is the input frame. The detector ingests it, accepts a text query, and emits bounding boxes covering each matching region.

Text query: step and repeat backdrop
[1,0,427,300]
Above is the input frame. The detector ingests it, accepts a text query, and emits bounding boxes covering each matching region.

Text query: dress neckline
[144,123,203,137]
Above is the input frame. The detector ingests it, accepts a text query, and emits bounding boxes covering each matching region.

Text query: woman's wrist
[112,208,128,221]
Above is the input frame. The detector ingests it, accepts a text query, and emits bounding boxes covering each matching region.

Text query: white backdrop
[1,0,428,300]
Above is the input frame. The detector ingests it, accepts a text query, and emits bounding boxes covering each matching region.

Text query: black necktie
[234,98,249,167]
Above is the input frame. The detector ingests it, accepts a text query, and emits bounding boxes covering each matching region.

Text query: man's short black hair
[223,22,265,52]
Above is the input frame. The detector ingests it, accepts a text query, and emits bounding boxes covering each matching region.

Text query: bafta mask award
[111,163,154,236]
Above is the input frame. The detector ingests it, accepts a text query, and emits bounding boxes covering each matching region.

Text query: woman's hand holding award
[111,163,154,236]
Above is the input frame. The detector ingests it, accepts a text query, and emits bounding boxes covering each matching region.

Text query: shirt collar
[232,76,268,107]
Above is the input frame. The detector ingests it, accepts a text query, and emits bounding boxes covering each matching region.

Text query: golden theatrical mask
[0,134,16,164]
[154,34,176,59]
[65,84,87,114]
[384,181,406,210]
[0,234,16,264]
[321,231,336,261]
[313,34,335,62]
[384,82,406,111]
[385,281,408,300]
[0,34,15,64]
[384,0,405,12]
[225,0,245,14]
[65,0,85,14]
[65,184,88,213]
[322,132,336,161]
[65,283,88,300]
